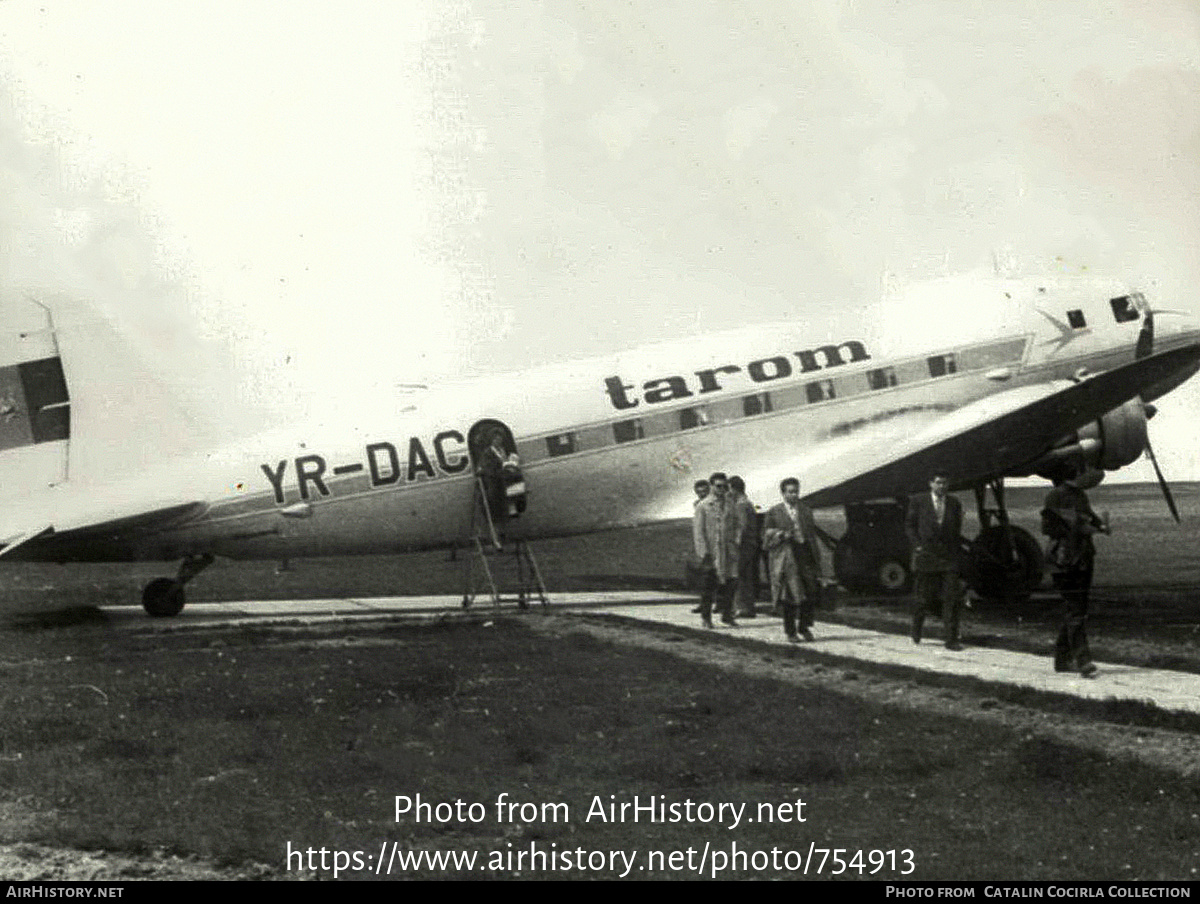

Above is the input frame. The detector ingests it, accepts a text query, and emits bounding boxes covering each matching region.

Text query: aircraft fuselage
[10,275,1200,565]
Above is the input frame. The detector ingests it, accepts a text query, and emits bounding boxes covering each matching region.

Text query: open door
[467,419,517,464]
[468,419,527,522]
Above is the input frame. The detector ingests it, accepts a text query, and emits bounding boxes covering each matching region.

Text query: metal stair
[461,477,548,609]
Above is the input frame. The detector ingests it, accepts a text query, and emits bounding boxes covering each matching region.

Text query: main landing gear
[141,553,215,617]
[832,478,1044,602]
[832,502,914,595]
[965,479,1044,603]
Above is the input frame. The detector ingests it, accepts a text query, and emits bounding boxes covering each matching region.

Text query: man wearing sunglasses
[692,471,739,628]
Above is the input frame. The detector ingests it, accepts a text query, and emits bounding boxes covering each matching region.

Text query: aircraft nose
[1184,308,1200,340]
[1152,305,1200,347]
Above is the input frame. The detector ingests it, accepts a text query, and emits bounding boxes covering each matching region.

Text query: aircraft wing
[799,343,1200,507]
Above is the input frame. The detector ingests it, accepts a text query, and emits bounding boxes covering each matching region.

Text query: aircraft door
[468,419,527,522]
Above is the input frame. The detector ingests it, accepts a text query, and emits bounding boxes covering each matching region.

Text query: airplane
[0,272,1197,616]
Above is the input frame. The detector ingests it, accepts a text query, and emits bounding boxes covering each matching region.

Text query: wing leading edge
[802,343,1200,508]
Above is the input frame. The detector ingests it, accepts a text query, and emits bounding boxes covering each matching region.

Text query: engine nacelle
[1032,397,1148,478]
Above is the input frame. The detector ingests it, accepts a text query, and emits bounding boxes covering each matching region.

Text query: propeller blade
[1144,436,1180,522]
[1135,308,1155,359]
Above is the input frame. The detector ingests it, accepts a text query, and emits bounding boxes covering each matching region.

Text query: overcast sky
[0,0,1197,481]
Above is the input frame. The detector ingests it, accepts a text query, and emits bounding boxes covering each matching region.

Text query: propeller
[1144,436,1181,523]
[1132,301,1181,522]
[1135,307,1155,359]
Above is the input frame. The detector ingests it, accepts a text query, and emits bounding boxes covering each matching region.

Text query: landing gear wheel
[833,540,872,593]
[874,556,913,595]
[834,541,912,595]
[142,577,185,617]
[967,525,1044,603]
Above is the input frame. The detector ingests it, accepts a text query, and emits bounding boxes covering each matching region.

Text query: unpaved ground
[0,843,277,881]
[3,609,1198,880]
[538,614,1200,778]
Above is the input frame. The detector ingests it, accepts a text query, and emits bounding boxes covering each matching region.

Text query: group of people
[691,466,1109,677]
[691,473,822,642]
[904,467,1109,677]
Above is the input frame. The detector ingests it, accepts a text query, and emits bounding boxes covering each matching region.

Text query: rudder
[0,296,69,494]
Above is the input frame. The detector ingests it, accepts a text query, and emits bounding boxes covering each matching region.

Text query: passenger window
[1067,309,1087,329]
[927,354,957,377]
[545,432,576,456]
[805,380,836,403]
[679,407,710,430]
[866,367,898,390]
[742,393,773,417]
[1110,296,1141,323]
[612,419,645,443]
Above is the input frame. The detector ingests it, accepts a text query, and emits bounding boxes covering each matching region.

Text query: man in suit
[905,472,965,650]
[688,478,713,606]
[761,477,822,642]
[692,471,739,628]
[477,429,511,544]
[728,476,761,618]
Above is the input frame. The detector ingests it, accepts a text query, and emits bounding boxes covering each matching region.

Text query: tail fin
[0,297,69,494]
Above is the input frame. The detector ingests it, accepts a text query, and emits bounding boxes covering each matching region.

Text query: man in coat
[761,477,822,642]
[692,471,739,628]
[904,471,965,650]
[728,475,761,618]
[1041,468,1109,677]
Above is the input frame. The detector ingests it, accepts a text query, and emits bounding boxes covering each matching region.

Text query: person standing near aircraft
[1041,469,1109,678]
[688,478,713,607]
[728,476,761,618]
[477,429,515,544]
[693,472,738,628]
[905,472,965,650]
[761,477,821,642]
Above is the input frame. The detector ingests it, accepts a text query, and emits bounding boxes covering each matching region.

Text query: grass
[0,615,1197,879]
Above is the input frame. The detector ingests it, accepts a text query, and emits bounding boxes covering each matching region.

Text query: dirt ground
[0,482,1197,880]
[2,608,1198,881]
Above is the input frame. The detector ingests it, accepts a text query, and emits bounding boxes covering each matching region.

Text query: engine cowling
[1032,397,1148,478]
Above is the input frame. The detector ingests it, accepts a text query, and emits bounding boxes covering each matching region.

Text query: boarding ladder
[461,476,548,610]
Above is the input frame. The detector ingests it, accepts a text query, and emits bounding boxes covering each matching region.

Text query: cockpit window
[1110,296,1141,323]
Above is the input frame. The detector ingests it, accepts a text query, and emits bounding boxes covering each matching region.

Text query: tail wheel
[967,525,1045,603]
[142,578,185,617]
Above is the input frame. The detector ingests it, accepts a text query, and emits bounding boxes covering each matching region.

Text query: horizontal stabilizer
[9,500,209,563]
[0,526,53,557]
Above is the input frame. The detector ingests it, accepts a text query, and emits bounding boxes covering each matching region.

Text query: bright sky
[0,0,1198,483]
[0,1,452,439]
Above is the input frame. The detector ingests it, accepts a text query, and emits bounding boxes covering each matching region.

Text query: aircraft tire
[834,540,913,595]
[832,540,872,593]
[966,525,1045,603]
[872,555,913,595]
[142,578,185,617]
